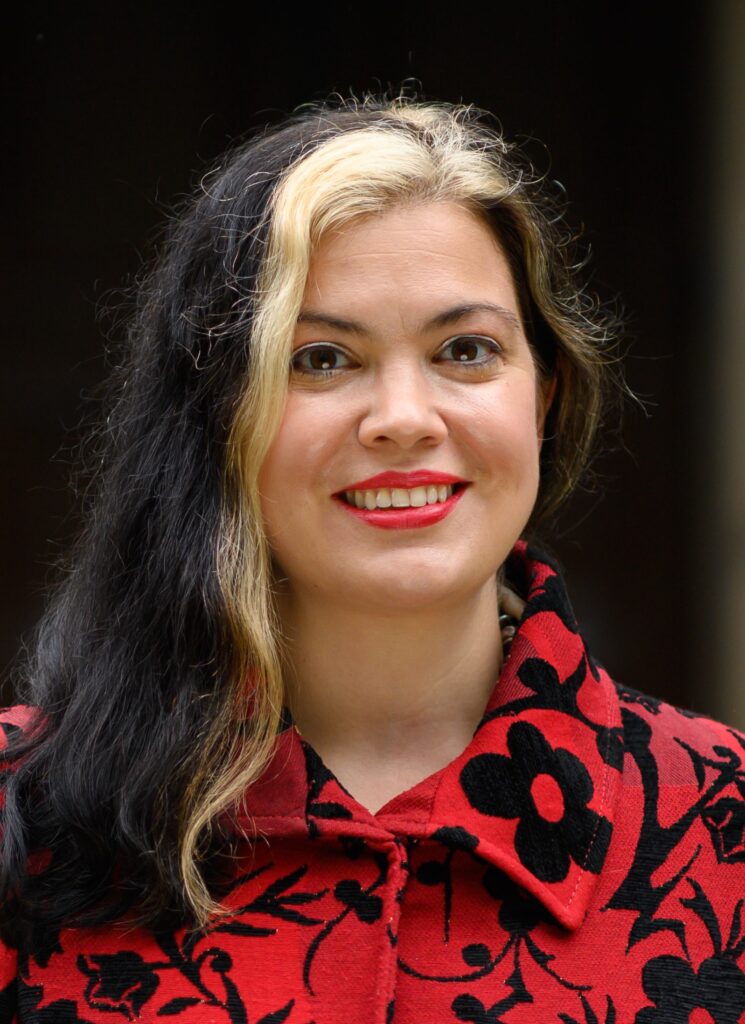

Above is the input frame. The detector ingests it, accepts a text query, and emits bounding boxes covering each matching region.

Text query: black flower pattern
[481,868,547,935]
[702,792,745,863]
[78,951,159,1020]
[334,879,383,923]
[17,982,94,1024]
[460,721,611,883]
[452,991,521,1022]
[635,954,745,1023]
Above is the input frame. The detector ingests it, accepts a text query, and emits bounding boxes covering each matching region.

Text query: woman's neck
[279,581,504,813]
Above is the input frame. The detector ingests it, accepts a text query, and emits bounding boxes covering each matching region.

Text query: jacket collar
[240,542,623,931]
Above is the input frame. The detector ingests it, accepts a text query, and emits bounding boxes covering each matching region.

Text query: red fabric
[3,543,745,1022]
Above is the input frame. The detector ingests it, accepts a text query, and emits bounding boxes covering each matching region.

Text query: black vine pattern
[397,846,592,1021]
[301,848,388,996]
[3,543,745,1021]
[302,744,354,838]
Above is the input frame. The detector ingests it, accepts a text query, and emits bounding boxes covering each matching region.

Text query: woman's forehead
[301,203,521,321]
[308,201,502,259]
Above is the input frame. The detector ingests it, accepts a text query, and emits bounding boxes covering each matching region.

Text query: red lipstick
[334,470,468,530]
[339,470,467,491]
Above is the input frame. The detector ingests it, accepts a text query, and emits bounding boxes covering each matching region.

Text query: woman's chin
[316,567,500,616]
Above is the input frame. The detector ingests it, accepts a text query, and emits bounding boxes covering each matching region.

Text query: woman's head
[257,200,551,617]
[229,98,613,539]
[214,96,616,651]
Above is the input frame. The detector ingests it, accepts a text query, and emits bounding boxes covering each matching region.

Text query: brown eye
[436,335,501,366]
[291,345,352,375]
[451,338,480,362]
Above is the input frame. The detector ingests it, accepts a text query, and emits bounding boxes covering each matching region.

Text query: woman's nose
[356,365,448,450]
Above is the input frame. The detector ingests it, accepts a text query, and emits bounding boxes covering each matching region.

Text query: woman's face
[258,202,553,614]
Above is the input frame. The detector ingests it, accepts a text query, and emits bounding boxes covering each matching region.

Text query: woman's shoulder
[0,705,44,788]
[614,681,745,746]
[614,681,745,798]
[0,704,43,761]
[0,708,31,1019]
[0,704,39,745]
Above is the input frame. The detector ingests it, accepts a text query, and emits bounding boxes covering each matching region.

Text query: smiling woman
[2,95,744,1023]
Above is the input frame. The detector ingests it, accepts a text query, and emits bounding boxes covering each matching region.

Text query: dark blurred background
[4,3,744,721]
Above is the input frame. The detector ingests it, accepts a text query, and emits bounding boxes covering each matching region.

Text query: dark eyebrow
[424,303,522,333]
[296,310,366,334]
[296,302,522,335]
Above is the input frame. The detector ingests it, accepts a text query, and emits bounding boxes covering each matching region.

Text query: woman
[2,96,745,1023]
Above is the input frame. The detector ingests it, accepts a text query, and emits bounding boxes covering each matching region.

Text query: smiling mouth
[339,483,467,511]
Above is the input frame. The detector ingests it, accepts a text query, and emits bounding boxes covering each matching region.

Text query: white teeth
[344,484,457,509]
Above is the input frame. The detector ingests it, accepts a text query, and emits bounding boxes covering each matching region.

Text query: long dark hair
[0,95,618,941]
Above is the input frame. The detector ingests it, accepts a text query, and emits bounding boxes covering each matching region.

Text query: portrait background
[4,3,743,723]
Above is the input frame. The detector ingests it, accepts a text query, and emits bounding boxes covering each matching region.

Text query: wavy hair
[0,94,620,937]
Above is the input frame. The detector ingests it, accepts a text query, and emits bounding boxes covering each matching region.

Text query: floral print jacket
[2,542,745,1023]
